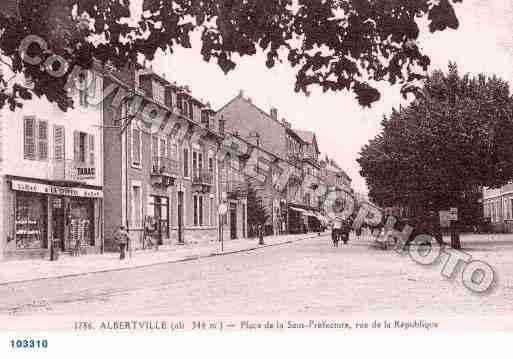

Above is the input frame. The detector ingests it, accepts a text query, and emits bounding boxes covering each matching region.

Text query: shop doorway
[177,191,184,244]
[230,203,237,239]
[51,197,65,250]
[148,195,169,246]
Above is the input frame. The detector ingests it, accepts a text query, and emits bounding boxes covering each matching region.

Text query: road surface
[0,234,512,329]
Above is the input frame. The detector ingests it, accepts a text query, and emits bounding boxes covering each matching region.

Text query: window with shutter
[183,147,189,177]
[23,117,36,160]
[199,196,203,226]
[193,195,198,226]
[152,136,159,159]
[182,98,188,117]
[192,151,197,178]
[73,130,80,162]
[132,126,141,166]
[89,134,95,165]
[167,138,172,159]
[79,132,87,163]
[188,101,193,120]
[78,73,88,107]
[160,138,166,158]
[209,157,214,177]
[53,125,65,160]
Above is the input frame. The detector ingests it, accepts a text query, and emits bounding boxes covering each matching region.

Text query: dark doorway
[51,197,65,250]
[230,202,237,239]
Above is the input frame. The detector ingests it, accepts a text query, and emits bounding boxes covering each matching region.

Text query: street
[0,233,512,328]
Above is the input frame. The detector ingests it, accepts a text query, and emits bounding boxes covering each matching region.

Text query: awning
[290,206,308,215]
[306,211,318,217]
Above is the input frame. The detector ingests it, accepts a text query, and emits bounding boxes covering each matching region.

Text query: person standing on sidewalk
[332,218,341,247]
[114,225,129,260]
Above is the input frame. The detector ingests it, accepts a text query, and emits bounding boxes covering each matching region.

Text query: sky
[143,0,513,194]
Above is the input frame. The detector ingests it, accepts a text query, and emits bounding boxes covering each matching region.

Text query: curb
[0,233,327,287]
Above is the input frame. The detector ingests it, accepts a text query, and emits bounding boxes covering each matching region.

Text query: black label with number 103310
[10,339,48,349]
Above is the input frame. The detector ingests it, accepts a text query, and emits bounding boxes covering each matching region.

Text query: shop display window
[15,193,47,249]
[68,199,95,247]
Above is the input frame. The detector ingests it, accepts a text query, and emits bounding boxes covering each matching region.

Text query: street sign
[218,203,228,215]
[449,207,458,221]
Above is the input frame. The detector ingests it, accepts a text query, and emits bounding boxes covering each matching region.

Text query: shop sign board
[75,166,96,180]
[12,180,103,198]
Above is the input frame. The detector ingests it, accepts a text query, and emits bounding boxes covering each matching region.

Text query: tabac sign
[11,180,103,198]
[75,166,96,180]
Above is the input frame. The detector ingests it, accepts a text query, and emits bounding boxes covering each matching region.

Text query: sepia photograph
[0,0,512,356]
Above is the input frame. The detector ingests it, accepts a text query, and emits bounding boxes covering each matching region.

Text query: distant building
[483,184,512,233]
[217,92,327,234]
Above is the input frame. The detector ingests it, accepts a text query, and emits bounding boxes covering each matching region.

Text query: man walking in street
[114,225,129,260]
[332,218,342,247]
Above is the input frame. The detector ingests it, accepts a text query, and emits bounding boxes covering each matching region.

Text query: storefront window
[15,193,47,249]
[68,199,94,247]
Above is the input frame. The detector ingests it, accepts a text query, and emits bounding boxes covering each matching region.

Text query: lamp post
[119,90,138,257]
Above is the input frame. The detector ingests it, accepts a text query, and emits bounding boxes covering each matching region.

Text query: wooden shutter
[183,147,189,177]
[89,134,95,165]
[23,117,36,159]
[160,138,166,158]
[53,125,65,160]
[73,130,80,162]
[37,120,48,160]
[199,196,203,226]
[152,136,158,159]
[167,137,172,159]
[132,127,141,165]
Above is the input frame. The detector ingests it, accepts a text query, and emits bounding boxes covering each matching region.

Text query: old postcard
[0,0,512,356]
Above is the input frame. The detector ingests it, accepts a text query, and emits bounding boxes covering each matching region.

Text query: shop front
[4,178,103,260]
[288,204,325,234]
[146,194,170,246]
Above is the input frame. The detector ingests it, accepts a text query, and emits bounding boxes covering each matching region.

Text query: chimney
[270,107,278,120]
[247,97,252,104]
[238,89,244,98]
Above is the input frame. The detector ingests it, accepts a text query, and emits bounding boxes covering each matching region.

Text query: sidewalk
[0,232,327,285]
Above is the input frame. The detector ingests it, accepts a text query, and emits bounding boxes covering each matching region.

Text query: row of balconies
[151,156,214,190]
[43,157,215,190]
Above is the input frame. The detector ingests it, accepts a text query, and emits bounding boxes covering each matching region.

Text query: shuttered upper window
[160,138,166,158]
[23,117,36,160]
[24,117,48,161]
[37,121,48,160]
[53,125,65,160]
[132,126,141,166]
[74,130,94,164]
[89,134,95,165]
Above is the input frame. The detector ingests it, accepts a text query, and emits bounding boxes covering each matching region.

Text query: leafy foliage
[357,63,513,217]
[0,0,462,111]
[246,182,269,237]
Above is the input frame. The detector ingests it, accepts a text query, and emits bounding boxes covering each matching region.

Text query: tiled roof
[294,129,315,144]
